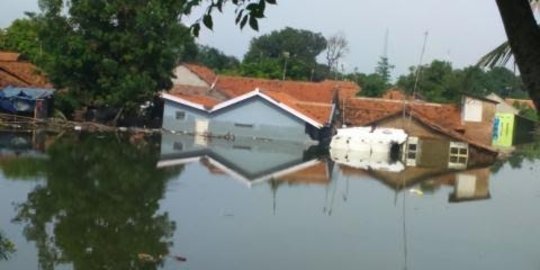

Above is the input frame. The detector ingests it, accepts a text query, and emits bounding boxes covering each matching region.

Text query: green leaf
[191,23,200,37]
[235,10,244,24]
[246,3,259,10]
[266,0,277,4]
[203,14,213,30]
[249,16,259,31]
[240,15,248,29]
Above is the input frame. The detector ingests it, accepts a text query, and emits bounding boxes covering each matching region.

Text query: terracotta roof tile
[262,90,333,125]
[0,52,20,62]
[278,162,330,185]
[0,52,50,88]
[344,97,462,130]
[382,88,407,100]
[215,76,340,104]
[321,80,360,101]
[183,63,217,84]
[0,70,29,88]
[167,92,221,109]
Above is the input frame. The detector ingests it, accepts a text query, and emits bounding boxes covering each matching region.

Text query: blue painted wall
[162,96,321,143]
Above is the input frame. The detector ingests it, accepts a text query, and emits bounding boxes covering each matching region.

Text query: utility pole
[282,51,290,80]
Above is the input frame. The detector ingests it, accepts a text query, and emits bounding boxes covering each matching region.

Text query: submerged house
[343,94,499,167]
[487,93,537,148]
[161,63,360,144]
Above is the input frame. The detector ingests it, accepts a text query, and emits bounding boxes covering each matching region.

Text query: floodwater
[1,131,540,270]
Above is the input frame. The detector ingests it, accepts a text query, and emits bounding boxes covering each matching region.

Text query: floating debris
[409,188,424,196]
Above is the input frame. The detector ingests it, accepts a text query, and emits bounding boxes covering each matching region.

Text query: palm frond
[477,41,513,68]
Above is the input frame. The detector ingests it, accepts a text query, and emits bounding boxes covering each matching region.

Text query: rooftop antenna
[403,31,429,128]
[412,31,429,100]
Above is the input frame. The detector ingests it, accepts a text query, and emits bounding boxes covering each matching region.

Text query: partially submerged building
[343,94,499,167]
[161,63,360,144]
[487,93,537,148]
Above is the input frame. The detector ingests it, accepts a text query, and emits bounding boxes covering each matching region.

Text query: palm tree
[478,1,540,68]
[486,0,540,111]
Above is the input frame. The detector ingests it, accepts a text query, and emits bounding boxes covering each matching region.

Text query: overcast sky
[0,0,509,79]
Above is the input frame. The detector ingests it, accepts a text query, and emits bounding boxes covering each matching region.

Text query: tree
[0,18,42,62]
[325,32,349,76]
[242,27,327,80]
[32,0,275,117]
[375,56,395,84]
[35,0,197,113]
[195,45,240,72]
[492,0,540,111]
[0,232,16,261]
[397,60,461,102]
[349,72,388,97]
[10,134,182,269]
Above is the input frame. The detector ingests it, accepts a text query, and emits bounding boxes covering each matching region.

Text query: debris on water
[408,188,424,196]
[172,255,187,262]
[137,253,156,263]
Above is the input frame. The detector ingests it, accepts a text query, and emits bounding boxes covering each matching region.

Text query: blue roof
[0,86,55,99]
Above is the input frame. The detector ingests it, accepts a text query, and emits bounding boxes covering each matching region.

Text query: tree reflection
[9,133,182,270]
[0,231,16,261]
[491,136,540,173]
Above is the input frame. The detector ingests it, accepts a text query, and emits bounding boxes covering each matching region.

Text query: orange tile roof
[183,63,217,84]
[0,52,21,62]
[215,75,339,104]
[180,63,359,105]
[278,162,330,185]
[344,98,462,130]
[505,98,536,110]
[167,92,221,109]
[262,90,333,125]
[382,88,407,100]
[0,51,50,88]
[321,80,360,101]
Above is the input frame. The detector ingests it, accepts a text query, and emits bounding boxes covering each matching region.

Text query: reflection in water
[160,134,495,204]
[1,132,180,270]
[159,133,331,187]
[2,131,539,269]
[0,231,15,261]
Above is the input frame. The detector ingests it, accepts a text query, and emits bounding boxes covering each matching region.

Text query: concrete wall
[209,97,314,142]
[171,66,209,87]
[163,96,318,143]
[463,100,496,146]
[162,100,209,134]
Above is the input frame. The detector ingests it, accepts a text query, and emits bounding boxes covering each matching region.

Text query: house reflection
[159,134,494,204]
[0,130,48,155]
[158,133,332,187]
[339,160,492,203]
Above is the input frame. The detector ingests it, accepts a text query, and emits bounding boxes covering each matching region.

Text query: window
[173,142,183,150]
[176,111,186,120]
[405,137,419,167]
[448,141,468,169]
[234,123,254,128]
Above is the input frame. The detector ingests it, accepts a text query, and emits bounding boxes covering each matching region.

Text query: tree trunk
[496,0,540,111]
